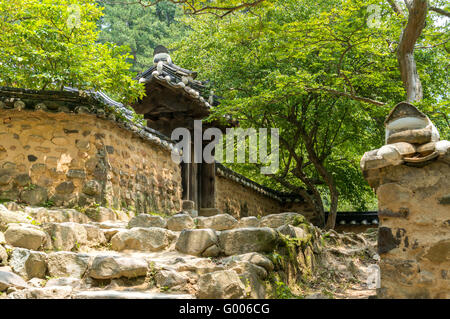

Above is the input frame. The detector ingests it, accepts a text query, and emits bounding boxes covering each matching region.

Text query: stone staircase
[0,203,378,299]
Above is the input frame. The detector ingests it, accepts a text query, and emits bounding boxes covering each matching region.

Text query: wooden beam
[189,145,200,209]
[200,161,216,208]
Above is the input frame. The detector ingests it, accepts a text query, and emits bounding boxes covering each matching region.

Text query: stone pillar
[361,102,450,299]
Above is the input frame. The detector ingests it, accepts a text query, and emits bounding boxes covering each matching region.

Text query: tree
[389,0,449,102]
[0,0,144,104]
[99,0,265,17]
[98,1,188,74]
[174,0,448,228]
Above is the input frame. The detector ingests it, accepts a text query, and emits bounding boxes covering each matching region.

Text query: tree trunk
[397,0,428,102]
[324,181,338,230]
[293,169,326,227]
[298,138,338,229]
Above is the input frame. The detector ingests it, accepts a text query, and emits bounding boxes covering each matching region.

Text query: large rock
[226,257,268,278]
[166,214,194,231]
[199,208,221,217]
[221,252,274,272]
[174,257,225,275]
[8,286,73,299]
[0,270,28,291]
[376,145,404,166]
[102,228,122,242]
[436,140,450,156]
[4,224,46,250]
[241,269,267,298]
[277,224,309,241]
[224,261,268,298]
[89,255,148,279]
[0,245,7,266]
[237,217,259,228]
[10,248,47,279]
[73,290,192,299]
[196,270,245,299]
[2,202,20,212]
[20,186,48,206]
[155,270,188,288]
[47,252,90,278]
[387,128,433,144]
[111,227,176,252]
[128,214,167,229]
[259,213,305,228]
[360,149,390,170]
[196,214,238,231]
[27,278,46,288]
[0,231,5,244]
[222,253,273,297]
[219,228,279,256]
[82,180,101,196]
[25,207,90,224]
[45,277,81,289]
[42,222,88,251]
[0,205,31,229]
[175,229,220,257]
[82,224,107,246]
[424,240,450,264]
[84,207,121,222]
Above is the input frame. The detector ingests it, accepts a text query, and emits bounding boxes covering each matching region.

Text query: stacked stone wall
[0,109,181,214]
[215,175,317,222]
[371,161,450,298]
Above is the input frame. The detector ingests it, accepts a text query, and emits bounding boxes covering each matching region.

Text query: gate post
[360,102,450,298]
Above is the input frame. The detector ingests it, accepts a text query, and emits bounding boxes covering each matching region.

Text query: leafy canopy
[174,0,448,212]
[98,1,188,74]
[0,0,144,103]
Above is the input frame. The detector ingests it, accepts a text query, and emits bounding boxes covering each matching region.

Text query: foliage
[98,0,265,18]
[0,0,144,104]
[98,0,188,74]
[174,0,448,225]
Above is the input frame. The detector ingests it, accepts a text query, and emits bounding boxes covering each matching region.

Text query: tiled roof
[216,163,306,203]
[325,211,379,226]
[136,61,219,110]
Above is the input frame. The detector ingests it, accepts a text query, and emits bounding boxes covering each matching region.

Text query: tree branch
[387,0,405,16]
[429,6,450,17]
[415,39,449,49]
[100,0,265,17]
[304,87,386,106]
[397,0,428,102]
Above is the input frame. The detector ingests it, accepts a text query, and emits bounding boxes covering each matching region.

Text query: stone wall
[0,109,181,214]
[360,102,450,298]
[214,169,317,223]
[0,87,316,222]
[367,161,450,298]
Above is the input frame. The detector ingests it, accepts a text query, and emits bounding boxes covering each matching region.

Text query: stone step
[4,284,194,299]
[0,215,380,300]
[2,212,314,256]
[1,204,131,231]
[2,246,277,298]
[73,290,193,299]
[2,221,110,252]
[3,203,310,232]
